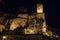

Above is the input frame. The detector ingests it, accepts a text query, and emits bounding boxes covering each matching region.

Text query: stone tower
[24,3,47,34]
[36,3,47,33]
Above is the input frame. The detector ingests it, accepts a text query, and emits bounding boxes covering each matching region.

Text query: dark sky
[0,0,60,30]
[44,0,60,34]
[44,0,59,29]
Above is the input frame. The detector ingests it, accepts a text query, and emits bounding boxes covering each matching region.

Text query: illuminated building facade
[0,3,52,36]
[9,3,47,34]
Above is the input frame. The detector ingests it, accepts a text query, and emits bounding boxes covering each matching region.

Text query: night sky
[0,0,60,30]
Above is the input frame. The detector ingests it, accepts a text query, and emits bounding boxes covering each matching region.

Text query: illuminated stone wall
[10,14,28,30]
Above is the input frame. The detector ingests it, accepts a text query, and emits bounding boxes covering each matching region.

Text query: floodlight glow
[2,36,7,39]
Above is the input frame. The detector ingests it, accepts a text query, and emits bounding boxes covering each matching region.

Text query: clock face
[37,4,43,13]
